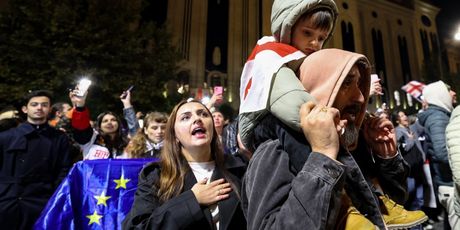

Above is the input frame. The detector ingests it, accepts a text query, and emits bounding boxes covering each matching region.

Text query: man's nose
[354,90,365,103]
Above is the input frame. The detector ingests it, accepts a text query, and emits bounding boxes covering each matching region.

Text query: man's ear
[21,106,28,114]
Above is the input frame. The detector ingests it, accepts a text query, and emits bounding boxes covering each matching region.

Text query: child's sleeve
[269,66,316,132]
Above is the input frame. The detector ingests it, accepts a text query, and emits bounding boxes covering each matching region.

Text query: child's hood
[271,0,338,44]
[298,48,371,130]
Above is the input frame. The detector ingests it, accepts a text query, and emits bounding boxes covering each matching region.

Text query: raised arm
[69,89,93,145]
[362,115,408,203]
[120,90,140,137]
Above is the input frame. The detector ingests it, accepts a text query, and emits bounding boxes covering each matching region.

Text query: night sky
[430,0,460,42]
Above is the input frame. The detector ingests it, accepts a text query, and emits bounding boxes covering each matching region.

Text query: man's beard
[341,121,359,150]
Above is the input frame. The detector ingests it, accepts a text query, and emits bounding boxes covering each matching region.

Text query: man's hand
[363,115,397,158]
[300,101,345,160]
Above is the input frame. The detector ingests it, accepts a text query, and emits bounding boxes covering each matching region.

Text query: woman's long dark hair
[157,100,237,202]
[96,111,128,156]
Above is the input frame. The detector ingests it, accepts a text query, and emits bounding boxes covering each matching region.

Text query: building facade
[162,0,448,111]
[445,38,460,75]
[1,0,449,111]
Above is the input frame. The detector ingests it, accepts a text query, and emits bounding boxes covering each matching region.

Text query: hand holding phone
[121,85,134,99]
[214,86,223,95]
[371,74,380,83]
[76,79,92,97]
[370,74,383,95]
[212,86,224,104]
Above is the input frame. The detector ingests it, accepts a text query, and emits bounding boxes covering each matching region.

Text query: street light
[455,25,460,41]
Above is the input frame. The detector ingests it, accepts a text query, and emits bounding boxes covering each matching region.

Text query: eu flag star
[114,174,131,189]
[94,192,111,206]
[86,210,103,225]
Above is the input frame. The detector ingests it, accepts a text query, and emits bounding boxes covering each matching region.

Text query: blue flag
[34,159,156,230]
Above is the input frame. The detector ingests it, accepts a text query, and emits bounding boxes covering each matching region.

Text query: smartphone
[371,74,379,83]
[127,85,135,92]
[76,79,92,97]
[214,86,223,95]
[121,85,134,99]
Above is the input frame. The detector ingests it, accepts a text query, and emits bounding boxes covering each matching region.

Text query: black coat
[122,155,247,230]
[0,122,72,230]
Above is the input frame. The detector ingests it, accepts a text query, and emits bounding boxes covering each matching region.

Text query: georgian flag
[401,80,426,102]
[239,36,305,113]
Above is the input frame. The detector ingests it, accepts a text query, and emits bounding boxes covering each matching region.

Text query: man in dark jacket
[0,90,72,229]
[242,49,426,229]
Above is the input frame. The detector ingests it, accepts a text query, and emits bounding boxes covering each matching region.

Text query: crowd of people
[0,0,459,229]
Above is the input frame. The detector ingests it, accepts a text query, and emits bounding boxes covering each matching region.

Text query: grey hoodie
[271,0,338,44]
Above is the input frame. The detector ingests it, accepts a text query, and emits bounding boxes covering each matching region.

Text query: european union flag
[34,159,156,230]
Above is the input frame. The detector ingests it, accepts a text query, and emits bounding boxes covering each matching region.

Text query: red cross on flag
[401,80,426,102]
[239,36,305,113]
